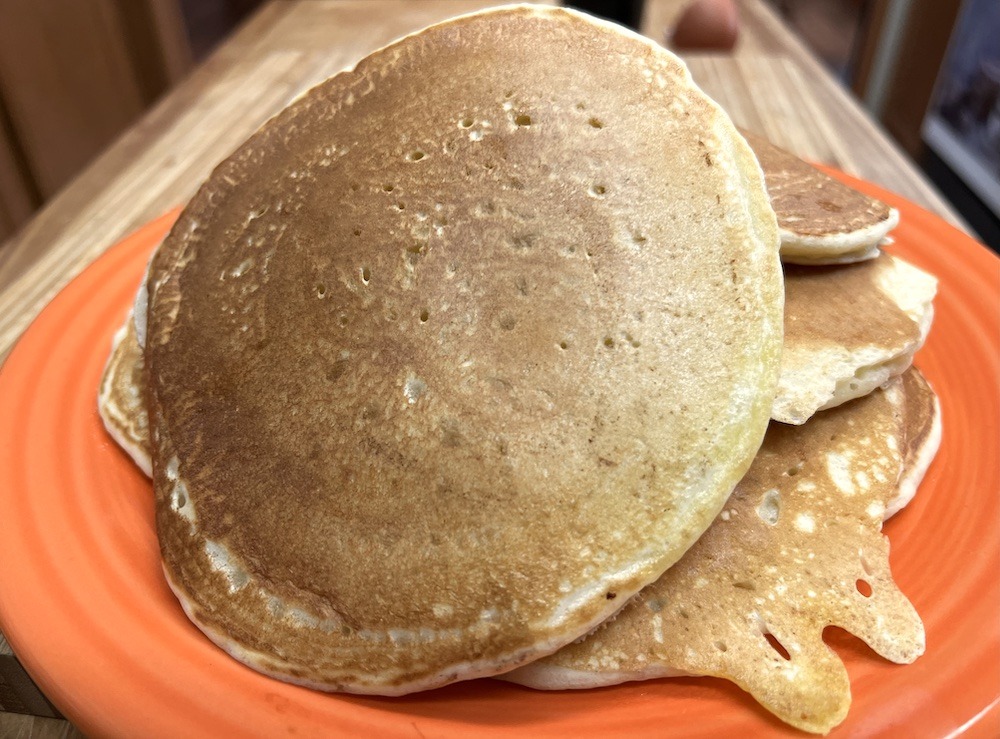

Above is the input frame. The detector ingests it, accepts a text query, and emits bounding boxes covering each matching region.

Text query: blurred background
[0,0,996,248]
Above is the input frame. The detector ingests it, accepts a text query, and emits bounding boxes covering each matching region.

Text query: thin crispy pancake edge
[502,370,939,732]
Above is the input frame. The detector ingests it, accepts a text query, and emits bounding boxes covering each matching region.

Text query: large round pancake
[112,253,935,466]
[773,252,936,425]
[142,6,782,694]
[740,130,899,265]
[504,368,938,734]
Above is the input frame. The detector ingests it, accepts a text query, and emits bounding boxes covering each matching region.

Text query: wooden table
[0,0,974,735]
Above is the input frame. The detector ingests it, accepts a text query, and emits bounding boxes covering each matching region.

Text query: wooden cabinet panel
[0,0,149,199]
[0,102,37,245]
[0,0,193,246]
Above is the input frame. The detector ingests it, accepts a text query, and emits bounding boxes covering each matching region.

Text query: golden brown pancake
[505,368,939,735]
[105,250,939,469]
[141,6,782,694]
[98,313,152,475]
[889,367,942,518]
[741,130,899,265]
[773,252,936,425]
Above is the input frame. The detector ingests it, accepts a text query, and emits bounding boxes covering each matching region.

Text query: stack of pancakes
[98,6,939,734]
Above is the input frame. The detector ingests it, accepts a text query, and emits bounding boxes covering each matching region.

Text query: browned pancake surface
[144,6,781,693]
[741,130,892,238]
[784,257,919,349]
[774,252,936,424]
[98,316,151,474]
[900,369,937,471]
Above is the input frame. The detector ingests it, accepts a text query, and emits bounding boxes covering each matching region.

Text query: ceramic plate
[0,174,997,737]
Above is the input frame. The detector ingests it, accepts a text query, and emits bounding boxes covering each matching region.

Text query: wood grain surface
[0,713,84,739]
[0,0,972,734]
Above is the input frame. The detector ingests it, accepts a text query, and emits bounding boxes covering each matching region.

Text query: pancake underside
[780,240,882,266]
[504,369,937,735]
[141,6,782,694]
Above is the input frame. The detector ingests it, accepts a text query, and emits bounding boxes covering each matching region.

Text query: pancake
[773,252,936,425]
[98,312,152,475]
[105,266,940,508]
[888,365,942,518]
[140,6,782,695]
[741,130,899,265]
[504,368,939,734]
[99,246,159,474]
[102,254,938,457]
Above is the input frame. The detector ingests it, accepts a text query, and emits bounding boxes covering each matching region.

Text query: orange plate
[0,174,998,738]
